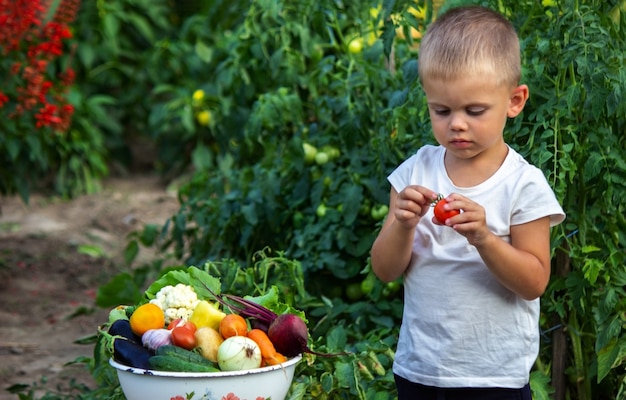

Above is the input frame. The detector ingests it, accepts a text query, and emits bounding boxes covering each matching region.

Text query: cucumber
[148,355,220,372]
[156,345,213,365]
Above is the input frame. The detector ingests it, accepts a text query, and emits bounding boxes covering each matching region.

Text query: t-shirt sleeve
[511,168,565,227]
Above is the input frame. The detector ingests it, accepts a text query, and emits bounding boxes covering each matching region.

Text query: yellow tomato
[369,5,382,19]
[192,89,205,103]
[196,110,212,126]
[366,31,378,46]
[396,26,422,41]
[129,303,165,336]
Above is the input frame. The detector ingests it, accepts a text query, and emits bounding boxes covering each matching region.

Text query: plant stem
[568,312,589,400]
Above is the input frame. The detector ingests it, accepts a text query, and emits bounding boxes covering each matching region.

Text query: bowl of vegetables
[100,265,340,400]
[110,354,302,400]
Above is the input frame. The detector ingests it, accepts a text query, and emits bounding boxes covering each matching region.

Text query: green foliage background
[4,0,626,399]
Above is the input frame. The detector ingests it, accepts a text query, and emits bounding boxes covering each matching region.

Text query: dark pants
[395,374,532,400]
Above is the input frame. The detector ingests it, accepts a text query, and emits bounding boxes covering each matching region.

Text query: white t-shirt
[388,144,565,389]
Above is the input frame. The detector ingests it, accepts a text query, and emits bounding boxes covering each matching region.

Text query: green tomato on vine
[370,204,389,221]
[315,152,329,165]
[303,142,317,164]
[348,37,364,54]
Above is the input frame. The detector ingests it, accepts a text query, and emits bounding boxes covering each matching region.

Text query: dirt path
[0,175,180,399]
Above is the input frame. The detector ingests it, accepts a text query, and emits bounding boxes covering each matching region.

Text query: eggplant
[108,319,141,344]
[113,338,153,369]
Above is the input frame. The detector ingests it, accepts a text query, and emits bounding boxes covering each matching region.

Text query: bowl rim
[109,354,302,378]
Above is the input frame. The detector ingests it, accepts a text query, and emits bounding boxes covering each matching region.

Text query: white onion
[217,336,262,371]
[141,328,172,351]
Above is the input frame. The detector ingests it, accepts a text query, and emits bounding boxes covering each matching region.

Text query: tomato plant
[136,0,429,285]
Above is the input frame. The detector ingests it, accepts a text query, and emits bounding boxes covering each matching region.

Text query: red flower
[219,394,265,400]
[0,92,9,108]
[35,103,61,128]
[0,0,44,52]
[1,0,80,134]
[53,0,80,25]
[169,396,185,400]
[57,103,74,130]
[59,67,75,86]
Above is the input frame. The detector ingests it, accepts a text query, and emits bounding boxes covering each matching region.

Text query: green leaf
[582,258,603,285]
[241,203,259,225]
[140,224,159,246]
[181,105,195,133]
[195,40,214,63]
[339,185,362,225]
[326,325,348,351]
[102,14,120,52]
[401,59,419,83]
[321,371,335,392]
[144,265,222,301]
[530,370,554,400]
[381,19,396,58]
[596,339,622,383]
[96,273,142,308]
[388,89,408,108]
[77,244,105,258]
[5,137,19,161]
[334,360,356,389]
[582,245,601,254]
[124,240,139,265]
[126,13,154,42]
[191,144,213,171]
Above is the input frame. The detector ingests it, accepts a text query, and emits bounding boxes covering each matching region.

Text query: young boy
[370,6,565,400]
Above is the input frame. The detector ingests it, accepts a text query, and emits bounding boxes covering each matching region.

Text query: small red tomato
[171,324,197,350]
[167,318,184,330]
[168,319,197,332]
[433,197,460,224]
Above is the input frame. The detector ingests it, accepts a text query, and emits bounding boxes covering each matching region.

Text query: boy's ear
[507,84,529,118]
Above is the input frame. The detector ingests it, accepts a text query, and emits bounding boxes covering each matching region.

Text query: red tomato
[171,323,197,350]
[167,319,197,333]
[433,198,460,224]
[167,318,184,330]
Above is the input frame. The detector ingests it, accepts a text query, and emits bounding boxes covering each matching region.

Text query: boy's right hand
[392,185,438,229]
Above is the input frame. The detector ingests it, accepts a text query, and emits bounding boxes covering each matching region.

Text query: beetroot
[268,313,350,357]
[267,314,309,357]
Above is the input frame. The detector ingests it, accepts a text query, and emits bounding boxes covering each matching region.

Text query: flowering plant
[0,0,87,200]
[0,0,78,131]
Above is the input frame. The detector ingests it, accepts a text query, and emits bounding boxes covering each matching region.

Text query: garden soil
[0,174,181,399]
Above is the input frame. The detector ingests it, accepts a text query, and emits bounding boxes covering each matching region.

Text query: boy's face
[421,75,528,161]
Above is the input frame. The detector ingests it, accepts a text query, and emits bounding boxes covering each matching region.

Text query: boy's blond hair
[418,6,521,87]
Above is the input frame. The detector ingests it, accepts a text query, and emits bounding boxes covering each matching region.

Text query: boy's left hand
[433,193,490,246]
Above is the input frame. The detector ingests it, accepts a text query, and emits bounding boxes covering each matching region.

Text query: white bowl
[110,355,301,400]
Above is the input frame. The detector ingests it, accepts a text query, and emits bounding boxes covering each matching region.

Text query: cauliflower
[149,283,200,324]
